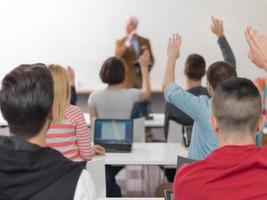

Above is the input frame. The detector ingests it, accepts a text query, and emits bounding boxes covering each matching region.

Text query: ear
[256,114,265,132]
[207,81,214,96]
[211,114,219,135]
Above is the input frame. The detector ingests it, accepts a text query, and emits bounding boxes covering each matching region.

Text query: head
[48,64,71,123]
[184,54,206,81]
[126,16,139,35]
[100,57,125,85]
[0,64,54,140]
[212,78,263,145]
[207,61,237,96]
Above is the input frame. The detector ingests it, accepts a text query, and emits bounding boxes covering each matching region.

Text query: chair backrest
[167,120,183,143]
[86,157,106,197]
[177,155,195,169]
[133,117,145,142]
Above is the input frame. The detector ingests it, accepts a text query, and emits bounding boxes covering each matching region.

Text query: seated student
[0,64,95,199]
[46,64,105,161]
[88,51,151,119]
[162,34,237,160]
[88,52,151,197]
[164,17,236,139]
[173,78,266,200]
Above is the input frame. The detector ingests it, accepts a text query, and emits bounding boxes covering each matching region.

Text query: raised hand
[139,49,151,70]
[211,16,224,38]
[244,26,267,71]
[67,66,75,86]
[167,33,182,60]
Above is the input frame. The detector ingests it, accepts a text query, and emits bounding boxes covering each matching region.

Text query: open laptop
[94,119,133,153]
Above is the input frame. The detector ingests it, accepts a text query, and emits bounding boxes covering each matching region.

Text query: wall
[0,0,266,90]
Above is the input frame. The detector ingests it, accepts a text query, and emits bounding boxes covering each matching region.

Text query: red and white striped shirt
[46,105,93,161]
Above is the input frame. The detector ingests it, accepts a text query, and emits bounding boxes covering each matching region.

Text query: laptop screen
[94,119,133,144]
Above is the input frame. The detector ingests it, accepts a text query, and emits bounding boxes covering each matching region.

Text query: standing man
[115,17,154,88]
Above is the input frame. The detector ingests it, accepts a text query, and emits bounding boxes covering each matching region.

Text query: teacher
[115,17,154,88]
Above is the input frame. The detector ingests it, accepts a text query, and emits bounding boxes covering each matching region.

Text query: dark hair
[207,61,237,89]
[185,54,206,80]
[100,57,125,85]
[0,63,54,139]
[212,78,261,133]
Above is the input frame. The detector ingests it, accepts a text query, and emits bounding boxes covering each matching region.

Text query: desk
[94,143,188,166]
[98,198,164,200]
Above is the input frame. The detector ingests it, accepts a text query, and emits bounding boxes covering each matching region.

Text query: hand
[128,29,137,41]
[167,33,182,60]
[211,16,224,38]
[93,145,106,155]
[67,66,75,86]
[244,26,267,71]
[139,49,151,71]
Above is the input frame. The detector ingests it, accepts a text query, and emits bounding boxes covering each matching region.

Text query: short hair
[184,54,206,80]
[212,78,262,134]
[207,61,237,89]
[48,64,71,123]
[128,16,139,27]
[0,64,54,139]
[100,57,125,85]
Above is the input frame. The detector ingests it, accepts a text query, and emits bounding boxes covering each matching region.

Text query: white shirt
[74,169,96,200]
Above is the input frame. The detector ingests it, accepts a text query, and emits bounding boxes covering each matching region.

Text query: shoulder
[66,105,84,120]
[89,90,105,101]
[73,169,96,200]
[116,36,127,43]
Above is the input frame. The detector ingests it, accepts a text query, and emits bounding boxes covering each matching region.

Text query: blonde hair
[48,64,71,123]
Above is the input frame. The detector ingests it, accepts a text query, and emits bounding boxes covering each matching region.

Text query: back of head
[100,57,125,85]
[48,64,71,123]
[0,64,54,139]
[185,54,206,81]
[212,78,262,134]
[207,61,237,89]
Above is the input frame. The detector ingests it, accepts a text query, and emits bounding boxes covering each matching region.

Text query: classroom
[0,0,266,199]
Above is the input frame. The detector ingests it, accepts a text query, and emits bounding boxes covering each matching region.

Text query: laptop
[94,119,133,153]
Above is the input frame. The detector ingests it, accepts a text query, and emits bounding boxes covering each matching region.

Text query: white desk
[98,198,164,200]
[145,113,165,128]
[94,142,188,166]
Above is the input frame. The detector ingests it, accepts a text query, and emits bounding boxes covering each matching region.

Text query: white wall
[0,0,266,90]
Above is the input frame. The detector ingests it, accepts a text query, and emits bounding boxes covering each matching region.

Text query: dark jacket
[0,136,84,200]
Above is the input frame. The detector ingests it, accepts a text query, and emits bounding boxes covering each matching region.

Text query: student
[0,64,95,200]
[88,51,151,119]
[164,17,236,140]
[162,34,237,160]
[173,78,266,200]
[46,64,105,161]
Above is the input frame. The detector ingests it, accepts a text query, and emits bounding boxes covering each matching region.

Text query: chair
[177,155,195,169]
[86,157,106,197]
[167,120,183,143]
[133,117,145,143]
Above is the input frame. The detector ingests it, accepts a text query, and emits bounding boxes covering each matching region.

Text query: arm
[67,67,78,105]
[244,26,267,71]
[139,50,151,101]
[162,34,181,90]
[211,16,236,68]
[73,108,94,161]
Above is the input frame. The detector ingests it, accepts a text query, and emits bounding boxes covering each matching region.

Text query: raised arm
[211,16,236,68]
[161,34,182,90]
[139,49,151,101]
[245,26,267,71]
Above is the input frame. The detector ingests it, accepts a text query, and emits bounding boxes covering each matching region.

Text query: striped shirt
[46,105,93,161]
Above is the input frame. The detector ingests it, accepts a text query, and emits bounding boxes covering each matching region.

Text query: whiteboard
[0,0,266,91]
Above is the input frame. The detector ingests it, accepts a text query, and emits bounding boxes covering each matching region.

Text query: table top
[94,142,188,166]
